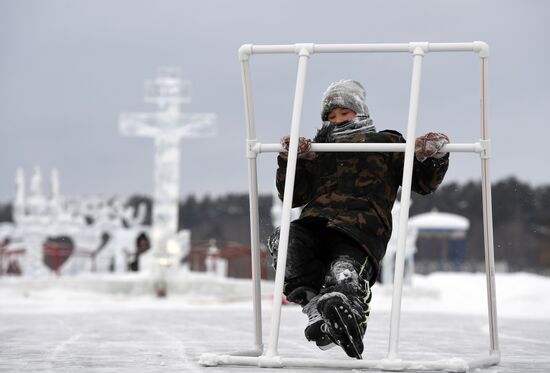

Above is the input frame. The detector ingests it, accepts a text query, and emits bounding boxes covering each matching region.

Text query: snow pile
[373,272,550,320]
[1,271,549,320]
[0,271,275,314]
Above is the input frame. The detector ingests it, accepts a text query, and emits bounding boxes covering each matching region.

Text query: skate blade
[331,305,363,359]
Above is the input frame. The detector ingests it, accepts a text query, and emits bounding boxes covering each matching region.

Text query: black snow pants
[268,219,375,297]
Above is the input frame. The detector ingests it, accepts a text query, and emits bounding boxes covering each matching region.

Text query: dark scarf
[314,115,376,143]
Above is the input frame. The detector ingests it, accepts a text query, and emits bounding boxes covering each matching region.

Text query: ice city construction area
[1,271,549,373]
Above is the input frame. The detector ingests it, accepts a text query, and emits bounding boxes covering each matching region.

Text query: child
[268,79,450,359]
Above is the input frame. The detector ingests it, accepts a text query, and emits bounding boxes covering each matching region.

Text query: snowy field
[1,271,549,373]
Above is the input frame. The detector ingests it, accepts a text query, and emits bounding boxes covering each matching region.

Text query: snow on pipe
[199,353,501,372]
[239,42,489,60]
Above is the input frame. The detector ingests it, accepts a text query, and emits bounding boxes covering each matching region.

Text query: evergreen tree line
[132,176,550,273]
[407,177,550,272]
[1,176,549,273]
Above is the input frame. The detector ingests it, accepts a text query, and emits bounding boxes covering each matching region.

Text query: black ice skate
[316,257,372,359]
[287,286,336,351]
[302,295,337,350]
[317,292,364,359]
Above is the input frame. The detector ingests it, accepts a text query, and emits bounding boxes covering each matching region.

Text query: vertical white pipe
[479,57,499,352]
[240,59,263,352]
[388,48,425,359]
[266,50,310,357]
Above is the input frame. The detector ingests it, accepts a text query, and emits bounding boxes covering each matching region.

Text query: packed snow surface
[1,271,549,372]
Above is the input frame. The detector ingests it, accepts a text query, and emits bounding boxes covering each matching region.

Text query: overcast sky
[1,0,548,201]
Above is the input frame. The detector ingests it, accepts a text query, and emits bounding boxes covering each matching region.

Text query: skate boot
[317,257,372,359]
[287,286,336,351]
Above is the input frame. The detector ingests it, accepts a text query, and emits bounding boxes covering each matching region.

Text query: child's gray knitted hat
[320,80,370,121]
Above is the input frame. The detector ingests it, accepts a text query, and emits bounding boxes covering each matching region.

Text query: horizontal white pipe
[256,142,482,154]
[199,353,500,372]
[314,43,410,53]
[229,348,263,357]
[239,42,489,60]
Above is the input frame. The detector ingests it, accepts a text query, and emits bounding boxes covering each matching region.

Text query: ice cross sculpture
[119,67,216,262]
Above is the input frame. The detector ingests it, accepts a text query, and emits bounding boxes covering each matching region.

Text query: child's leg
[316,229,375,358]
[267,221,326,300]
[323,228,374,287]
[267,221,337,350]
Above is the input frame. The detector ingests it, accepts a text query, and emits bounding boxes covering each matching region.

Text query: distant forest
[1,176,549,273]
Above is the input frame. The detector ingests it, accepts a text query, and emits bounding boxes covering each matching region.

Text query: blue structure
[409,210,470,273]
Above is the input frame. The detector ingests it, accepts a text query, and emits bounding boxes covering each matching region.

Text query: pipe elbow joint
[239,44,253,61]
[474,41,490,58]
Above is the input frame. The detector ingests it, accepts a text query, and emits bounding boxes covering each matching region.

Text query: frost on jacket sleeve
[387,130,450,195]
[410,153,449,194]
[275,155,316,207]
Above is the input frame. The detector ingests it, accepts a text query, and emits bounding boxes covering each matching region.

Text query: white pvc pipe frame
[199,42,500,372]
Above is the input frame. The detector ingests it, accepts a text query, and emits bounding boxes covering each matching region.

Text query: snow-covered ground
[1,271,549,372]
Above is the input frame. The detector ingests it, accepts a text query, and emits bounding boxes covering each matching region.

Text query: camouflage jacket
[276,129,449,272]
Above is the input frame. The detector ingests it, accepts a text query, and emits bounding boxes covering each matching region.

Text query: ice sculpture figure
[119,67,216,273]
